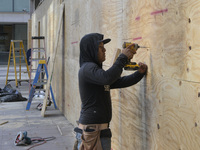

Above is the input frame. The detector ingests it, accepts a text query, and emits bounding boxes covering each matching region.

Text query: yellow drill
[122,42,148,70]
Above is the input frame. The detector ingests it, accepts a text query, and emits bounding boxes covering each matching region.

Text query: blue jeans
[76,133,111,150]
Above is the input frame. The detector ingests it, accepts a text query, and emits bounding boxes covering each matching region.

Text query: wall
[31,0,200,149]
[0,13,30,23]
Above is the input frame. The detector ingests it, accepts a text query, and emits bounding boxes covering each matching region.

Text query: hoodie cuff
[114,53,128,67]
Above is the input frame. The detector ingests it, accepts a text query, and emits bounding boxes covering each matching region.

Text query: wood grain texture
[161,79,200,150]
[28,20,32,49]
[30,0,200,149]
[101,0,123,67]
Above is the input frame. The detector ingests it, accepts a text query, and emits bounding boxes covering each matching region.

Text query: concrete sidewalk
[0,66,75,150]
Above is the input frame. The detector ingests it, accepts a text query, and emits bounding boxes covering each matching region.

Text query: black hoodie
[78,33,145,124]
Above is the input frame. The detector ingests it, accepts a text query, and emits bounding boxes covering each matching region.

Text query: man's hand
[138,62,148,74]
[122,43,136,59]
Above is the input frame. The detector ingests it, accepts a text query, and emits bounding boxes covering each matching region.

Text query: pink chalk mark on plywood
[71,41,78,44]
[151,9,168,15]
[135,16,140,21]
[133,37,142,41]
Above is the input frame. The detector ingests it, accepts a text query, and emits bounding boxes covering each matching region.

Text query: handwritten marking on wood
[135,16,140,21]
[71,41,78,44]
[133,37,142,41]
[151,9,168,15]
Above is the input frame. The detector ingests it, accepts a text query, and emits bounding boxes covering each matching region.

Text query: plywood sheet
[31,0,200,149]
[161,79,200,150]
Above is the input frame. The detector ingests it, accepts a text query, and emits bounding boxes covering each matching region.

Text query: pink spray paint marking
[71,41,78,44]
[151,8,168,15]
[135,16,140,21]
[133,37,142,41]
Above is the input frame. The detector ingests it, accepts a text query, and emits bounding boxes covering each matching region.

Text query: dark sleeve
[110,71,145,89]
[83,53,128,85]
[26,49,31,65]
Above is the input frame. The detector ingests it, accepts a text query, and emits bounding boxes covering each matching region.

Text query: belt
[79,123,109,131]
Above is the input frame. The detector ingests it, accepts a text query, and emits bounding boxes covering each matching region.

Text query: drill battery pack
[124,62,139,70]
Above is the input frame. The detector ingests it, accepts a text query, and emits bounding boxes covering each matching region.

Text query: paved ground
[0,65,75,150]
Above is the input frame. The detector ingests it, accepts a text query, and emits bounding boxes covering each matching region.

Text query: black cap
[100,38,111,44]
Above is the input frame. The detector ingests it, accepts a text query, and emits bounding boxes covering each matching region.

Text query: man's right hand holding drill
[122,43,137,60]
[122,43,147,74]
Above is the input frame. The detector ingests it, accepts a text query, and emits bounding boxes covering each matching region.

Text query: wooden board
[0,121,8,126]
[41,3,65,117]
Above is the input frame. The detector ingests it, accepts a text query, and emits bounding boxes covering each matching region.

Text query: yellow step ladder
[5,40,30,87]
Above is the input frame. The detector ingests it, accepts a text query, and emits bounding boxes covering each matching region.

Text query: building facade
[0,0,30,64]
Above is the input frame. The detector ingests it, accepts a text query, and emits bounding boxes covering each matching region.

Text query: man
[74,33,147,150]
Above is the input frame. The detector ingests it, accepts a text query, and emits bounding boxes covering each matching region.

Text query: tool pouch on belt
[79,125,103,150]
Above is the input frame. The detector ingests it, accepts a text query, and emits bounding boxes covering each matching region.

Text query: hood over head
[79,33,111,67]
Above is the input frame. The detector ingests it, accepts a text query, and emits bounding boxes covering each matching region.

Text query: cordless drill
[122,42,147,70]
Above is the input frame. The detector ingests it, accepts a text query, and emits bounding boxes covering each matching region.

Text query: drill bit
[139,46,149,48]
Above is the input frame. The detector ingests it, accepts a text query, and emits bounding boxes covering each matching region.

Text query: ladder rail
[5,42,13,85]
[12,42,18,86]
[26,64,41,110]
[26,61,57,110]
[43,64,56,109]
[6,40,30,87]
[29,36,47,94]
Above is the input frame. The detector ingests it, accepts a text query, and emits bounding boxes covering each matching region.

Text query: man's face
[98,42,106,63]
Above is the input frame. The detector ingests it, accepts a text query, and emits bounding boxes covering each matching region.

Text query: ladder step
[16,71,29,73]
[30,70,36,73]
[13,51,24,53]
[9,70,28,72]
[33,82,47,86]
[11,40,23,42]
[32,49,45,53]
[13,56,24,58]
[16,63,27,65]
[30,69,37,73]
[35,89,46,92]
[31,58,46,61]
[32,36,45,39]
[30,69,46,73]
[10,63,27,65]
[30,79,47,82]
[31,70,46,73]
[32,48,45,50]
[13,48,21,50]
[34,92,45,96]
[37,79,47,82]
[7,79,29,82]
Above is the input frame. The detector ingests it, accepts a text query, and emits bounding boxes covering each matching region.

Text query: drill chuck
[122,42,139,51]
[122,42,148,71]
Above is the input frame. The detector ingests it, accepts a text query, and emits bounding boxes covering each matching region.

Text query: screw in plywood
[157,123,160,129]
[197,88,200,98]
[188,18,191,23]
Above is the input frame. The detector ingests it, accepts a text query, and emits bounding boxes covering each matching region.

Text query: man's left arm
[110,63,147,89]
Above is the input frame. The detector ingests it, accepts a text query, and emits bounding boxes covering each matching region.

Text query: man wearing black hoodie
[74,33,147,150]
